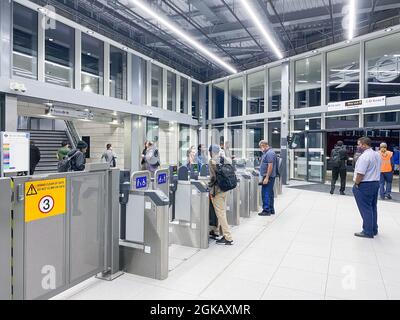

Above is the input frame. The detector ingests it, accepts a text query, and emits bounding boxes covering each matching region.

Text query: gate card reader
[168,166,209,249]
[120,171,170,280]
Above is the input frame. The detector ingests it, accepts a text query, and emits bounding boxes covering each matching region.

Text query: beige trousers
[211,192,233,241]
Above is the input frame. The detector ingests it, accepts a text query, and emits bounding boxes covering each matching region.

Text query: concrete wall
[73,120,125,169]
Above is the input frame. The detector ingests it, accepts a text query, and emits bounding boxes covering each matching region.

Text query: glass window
[293,118,321,131]
[326,115,359,129]
[13,3,38,79]
[141,59,147,105]
[246,121,264,167]
[110,46,127,100]
[247,71,264,114]
[269,66,282,111]
[268,119,281,149]
[365,33,400,98]
[179,124,190,166]
[228,78,243,117]
[364,112,400,127]
[192,82,200,119]
[180,77,188,113]
[151,64,163,108]
[146,118,159,143]
[227,122,243,159]
[45,21,74,88]
[81,33,104,94]
[327,45,359,103]
[167,71,176,111]
[211,124,224,146]
[212,81,225,119]
[295,55,321,108]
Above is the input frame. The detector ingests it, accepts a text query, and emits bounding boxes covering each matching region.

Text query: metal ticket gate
[120,171,170,280]
[237,171,251,218]
[8,166,120,300]
[152,169,170,197]
[226,178,240,226]
[249,169,261,213]
[0,178,12,300]
[170,166,209,249]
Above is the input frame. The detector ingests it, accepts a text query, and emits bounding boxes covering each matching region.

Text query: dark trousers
[352,181,379,237]
[331,167,347,192]
[379,172,393,199]
[261,177,275,213]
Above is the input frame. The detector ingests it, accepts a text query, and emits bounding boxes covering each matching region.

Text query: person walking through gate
[258,140,277,216]
[208,144,233,245]
[101,143,117,168]
[379,142,394,200]
[330,140,348,195]
[353,137,381,238]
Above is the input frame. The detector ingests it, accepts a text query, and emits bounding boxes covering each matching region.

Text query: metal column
[0,178,12,300]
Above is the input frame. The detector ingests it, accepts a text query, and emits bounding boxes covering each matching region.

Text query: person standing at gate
[330,141,348,195]
[258,140,277,216]
[379,142,394,200]
[353,137,381,238]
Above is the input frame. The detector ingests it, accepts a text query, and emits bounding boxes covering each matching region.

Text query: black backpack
[331,148,341,168]
[216,158,237,192]
[57,151,78,172]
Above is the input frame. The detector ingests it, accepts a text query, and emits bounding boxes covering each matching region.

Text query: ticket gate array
[169,166,209,249]
[119,171,170,280]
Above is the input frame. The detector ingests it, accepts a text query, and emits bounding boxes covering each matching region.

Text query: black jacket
[331,146,348,170]
[68,149,86,171]
[30,145,41,167]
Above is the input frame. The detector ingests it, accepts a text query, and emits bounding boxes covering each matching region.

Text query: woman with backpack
[208,144,233,245]
[144,141,160,175]
[68,140,88,171]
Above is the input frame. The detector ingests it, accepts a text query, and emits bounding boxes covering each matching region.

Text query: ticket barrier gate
[249,169,261,213]
[237,170,251,218]
[0,164,121,300]
[169,166,209,249]
[120,171,169,280]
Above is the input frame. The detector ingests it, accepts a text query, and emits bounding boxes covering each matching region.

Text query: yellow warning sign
[24,178,66,222]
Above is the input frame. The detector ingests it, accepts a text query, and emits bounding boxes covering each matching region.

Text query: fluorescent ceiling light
[126,0,237,74]
[348,0,356,40]
[238,0,283,59]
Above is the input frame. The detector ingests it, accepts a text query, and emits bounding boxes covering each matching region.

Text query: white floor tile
[386,283,400,300]
[281,253,329,274]
[380,266,400,286]
[261,285,324,300]
[328,259,382,283]
[224,259,277,284]
[270,267,327,295]
[288,241,331,259]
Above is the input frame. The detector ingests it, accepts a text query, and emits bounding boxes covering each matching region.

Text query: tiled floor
[53,183,400,300]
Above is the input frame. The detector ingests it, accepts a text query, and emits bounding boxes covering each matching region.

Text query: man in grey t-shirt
[258,140,277,216]
[101,144,117,168]
[353,137,381,238]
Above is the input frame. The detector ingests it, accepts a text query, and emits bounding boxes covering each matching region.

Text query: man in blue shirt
[353,137,381,238]
[258,140,277,216]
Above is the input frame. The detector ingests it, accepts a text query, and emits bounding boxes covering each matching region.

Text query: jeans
[352,181,379,236]
[331,167,347,192]
[261,177,275,213]
[379,172,393,198]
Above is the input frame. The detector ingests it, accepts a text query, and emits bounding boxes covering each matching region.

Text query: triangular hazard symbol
[26,184,37,196]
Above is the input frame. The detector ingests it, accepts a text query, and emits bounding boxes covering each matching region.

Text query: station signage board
[327,96,386,112]
[0,132,30,176]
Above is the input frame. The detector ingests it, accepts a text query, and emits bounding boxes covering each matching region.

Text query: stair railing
[65,120,81,149]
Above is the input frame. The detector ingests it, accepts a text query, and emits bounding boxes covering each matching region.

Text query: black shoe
[216,237,233,245]
[258,211,271,216]
[354,231,373,239]
[270,211,275,215]
[330,189,334,195]
[209,231,220,240]
[340,191,345,195]
[380,197,385,200]
[386,194,392,200]
[374,231,378,236]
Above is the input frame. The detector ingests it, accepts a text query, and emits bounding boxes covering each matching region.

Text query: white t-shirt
[353,148,381,182]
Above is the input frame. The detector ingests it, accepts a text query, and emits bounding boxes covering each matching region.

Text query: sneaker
[354,231,373,239]
[209,231,220,240]
[386,194,392,200]
[258,210,270,216]
[216,237,233,245]
[329,189,334,195]
[340,191,345,195]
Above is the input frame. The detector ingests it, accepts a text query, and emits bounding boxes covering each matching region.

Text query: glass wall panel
[268,118,281,149]
[269,66,282,111]
[81,33,104,94]
[294,118,321,131]
[246,121,264,166]
[13,3,38,79]
[179,124,190,166]
[327,45,359,102]
[211,124,224,146]
[159,121,178,166]
[365,111,400,127]
[180,77,188,113]
[146,118,159,143]
[247,71,264,114]
[192,82,200,119]
[212,81,225,119]
[167,71,176,111]
[326,115,359,129]
[295,55,321,108]
[141,59,147,105]
[365,33,400,98]
[45,21,74,87]
[151,64,163,108]
[227,122,242,159]
[228,78,243,117]
[110,46,127,99]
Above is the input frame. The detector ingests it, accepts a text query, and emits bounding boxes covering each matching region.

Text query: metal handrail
[64,120,80,149]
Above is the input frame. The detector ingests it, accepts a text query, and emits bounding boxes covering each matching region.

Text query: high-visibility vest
[380,151,393,173]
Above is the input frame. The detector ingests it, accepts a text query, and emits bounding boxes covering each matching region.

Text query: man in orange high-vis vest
[379,142,394,200]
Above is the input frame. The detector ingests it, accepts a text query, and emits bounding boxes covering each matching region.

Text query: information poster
[1,132,30,175]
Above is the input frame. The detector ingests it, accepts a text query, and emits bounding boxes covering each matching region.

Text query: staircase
[29,130,72,174]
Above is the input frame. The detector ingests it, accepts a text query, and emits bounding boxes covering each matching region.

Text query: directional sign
[135,176,147,189]
[24,178,66,222]
[157,173,167,185]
